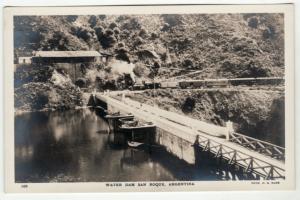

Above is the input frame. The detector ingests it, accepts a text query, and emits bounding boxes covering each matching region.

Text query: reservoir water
[15,109,239,183]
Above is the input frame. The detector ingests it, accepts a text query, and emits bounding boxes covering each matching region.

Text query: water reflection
[15,109,244,183]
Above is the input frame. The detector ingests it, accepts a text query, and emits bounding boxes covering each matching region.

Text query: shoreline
[14,105,92,116]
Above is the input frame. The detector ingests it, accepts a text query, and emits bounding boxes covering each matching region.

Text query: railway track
[133,77,284,91]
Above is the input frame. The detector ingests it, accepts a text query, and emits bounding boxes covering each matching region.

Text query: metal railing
[229,132,285,161]
[195,133,285,180]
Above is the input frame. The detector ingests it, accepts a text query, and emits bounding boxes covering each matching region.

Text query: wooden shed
[32,51,102,64]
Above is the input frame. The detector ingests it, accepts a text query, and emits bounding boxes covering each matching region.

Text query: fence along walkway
[229,132,285,161]
[97,93,285,180]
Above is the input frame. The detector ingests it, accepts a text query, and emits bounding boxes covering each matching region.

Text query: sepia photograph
[3,4,295,192]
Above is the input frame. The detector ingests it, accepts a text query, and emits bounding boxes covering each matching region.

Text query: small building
[30,50,113,82]
[18,57,32,64]
[32,51,102,64]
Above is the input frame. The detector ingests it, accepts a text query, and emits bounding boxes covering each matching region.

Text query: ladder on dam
[95,92,285,180]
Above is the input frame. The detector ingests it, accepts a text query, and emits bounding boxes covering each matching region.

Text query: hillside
[14,13,284,80]
[13,14,285,146]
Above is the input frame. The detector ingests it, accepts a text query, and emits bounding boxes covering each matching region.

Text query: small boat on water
[105,112,134,119]
[127,141,144,148]
[119,121,155,130]
[120,120,156,149]
[105,112,134,131]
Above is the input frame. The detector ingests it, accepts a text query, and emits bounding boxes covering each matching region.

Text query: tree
[134,36,144,46]
[122,18,141,30]
[182,97,195,113]
[139,28,148,38]
[98,15,106,20]
[182,59,194,69]
[66,15,78,23]
[113,27,121,35]
[115,47,131,63]
[94,26,104,39]
[33,91,49,110]
[88,15,98,27]
[161,14,183,27]
[99,29,117,48]
[148,61,160,79]
[248,17,259,28]
[133,63,147,77]
[109,22,118,29]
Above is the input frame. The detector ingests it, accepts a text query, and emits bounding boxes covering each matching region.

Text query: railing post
[245,157,253,173]
[229,150,237,165]
[216,145,222,159]
[266,166,274,180]
[204,139,210,151]
[226,121,234,141]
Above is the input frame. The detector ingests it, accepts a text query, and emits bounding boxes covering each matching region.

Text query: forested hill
[14,14,284,79]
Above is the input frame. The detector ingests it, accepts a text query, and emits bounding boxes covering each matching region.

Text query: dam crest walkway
[94,91,285,180]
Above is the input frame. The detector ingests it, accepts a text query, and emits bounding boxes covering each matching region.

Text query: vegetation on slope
[14,14,285,145]
[14,13,284,80]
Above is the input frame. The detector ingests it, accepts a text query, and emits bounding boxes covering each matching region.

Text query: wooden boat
[127,141,144,148]
[104,113,134,131]
[119,121,155,130]
[105,112,134,119]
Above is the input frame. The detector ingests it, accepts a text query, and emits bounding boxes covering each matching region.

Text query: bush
[139,28,148,38]
[241,61,270,78]
[99,29,117,48]
[47,31,69,50]
[32,91,49,110]
[262,26,276,39]
[181,97,195,113]
[150,32,158,39]
[134,36,144,46]
[133,63,147,77]
[121,29,130,38]
[161,23,171,32]
[75,78,87,88]
[104,66,112,73]
[161,14,183,27]
[66,15,78,23]
[248,17,258,28]
[103,79,117,90]
[122,18,141,30]
[100,35,117,48]
[117,42,125,48]
[113,27,120,35]
[115,47,131,63]
[73,27,93,42]
[116,15,130,22]
[221,58,271,78]
[105,29,114,36]
[170,38,192,51]
[88,15,98,27]
[94,26,104,38]
[109,22,118,29]
[182,59,194,69]
[14,64,54,87]
[98,15,106,20]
